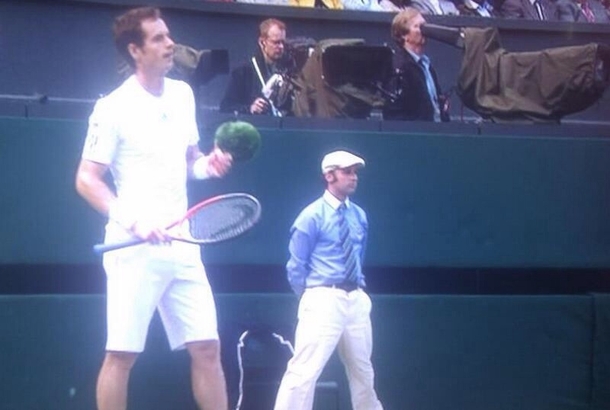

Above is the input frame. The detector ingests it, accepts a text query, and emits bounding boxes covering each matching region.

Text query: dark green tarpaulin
[457,27,608,122]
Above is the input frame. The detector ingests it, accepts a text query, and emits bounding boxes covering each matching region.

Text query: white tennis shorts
[102,241,218,352]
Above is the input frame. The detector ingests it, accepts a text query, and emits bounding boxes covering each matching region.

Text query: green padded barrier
[0,295,104,410]
[2,117,610,269]
[0,117,97,264]
[371,295,594,410]
[591,293,610,410]
[0,294,606,410]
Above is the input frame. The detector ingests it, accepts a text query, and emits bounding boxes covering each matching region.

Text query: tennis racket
[93,193,261,254]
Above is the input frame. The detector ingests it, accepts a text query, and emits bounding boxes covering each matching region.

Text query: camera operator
[220,18,288,116]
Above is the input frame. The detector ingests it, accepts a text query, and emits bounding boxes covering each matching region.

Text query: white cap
[321,150,365,174]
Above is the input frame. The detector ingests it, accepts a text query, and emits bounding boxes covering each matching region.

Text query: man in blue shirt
[383,8,450,122]
[274,150,383,410]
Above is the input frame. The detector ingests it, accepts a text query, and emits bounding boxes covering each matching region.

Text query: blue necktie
[418,56,441,122]
[338,204,359,284]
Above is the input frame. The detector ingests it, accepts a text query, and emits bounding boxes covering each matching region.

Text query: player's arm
[75,159,115,217]
[187,144,233,179]
[75,159,168,243]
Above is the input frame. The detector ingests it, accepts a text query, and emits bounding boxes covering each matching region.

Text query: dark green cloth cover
[0,294,606,410]
[457,27,607,122]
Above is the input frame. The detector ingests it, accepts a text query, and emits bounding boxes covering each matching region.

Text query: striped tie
[582,1,596,22]
[338,203,359,284]
[534,0,546,20]
[418,56,441,122]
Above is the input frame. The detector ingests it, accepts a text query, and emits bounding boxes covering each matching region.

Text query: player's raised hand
[207,147,233,178]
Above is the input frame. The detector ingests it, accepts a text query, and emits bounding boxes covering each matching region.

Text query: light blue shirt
[286,190,368,296]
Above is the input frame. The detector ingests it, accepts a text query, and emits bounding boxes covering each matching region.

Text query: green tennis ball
[214,121,262,162]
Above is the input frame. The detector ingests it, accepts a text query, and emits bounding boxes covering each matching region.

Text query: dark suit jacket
[497,0,559,19]
[383,47,449,122]
[556,0,610,22]
[411,0,460,14]
[219,52,277,115]
[456,0,495,16]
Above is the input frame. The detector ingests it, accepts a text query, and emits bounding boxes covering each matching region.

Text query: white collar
[323,190,350,211]
[429,0,443,14]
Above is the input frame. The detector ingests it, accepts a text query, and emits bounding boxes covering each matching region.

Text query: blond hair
[259,18,286,41]
[391,7,421,47]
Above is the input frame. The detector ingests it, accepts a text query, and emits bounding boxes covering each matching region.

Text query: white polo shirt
[82,75,199,242]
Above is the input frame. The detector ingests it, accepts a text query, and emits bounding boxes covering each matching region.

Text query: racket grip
[93,237,146,254]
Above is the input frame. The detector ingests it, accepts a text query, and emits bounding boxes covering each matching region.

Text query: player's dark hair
[113,7,161,68]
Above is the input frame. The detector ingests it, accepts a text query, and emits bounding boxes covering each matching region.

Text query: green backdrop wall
[1,116,610,268]
[0,294,608,410]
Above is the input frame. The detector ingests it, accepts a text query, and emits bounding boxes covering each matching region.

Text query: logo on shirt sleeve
[84,122,100,153]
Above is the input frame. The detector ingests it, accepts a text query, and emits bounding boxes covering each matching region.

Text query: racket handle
[93,237,146,254]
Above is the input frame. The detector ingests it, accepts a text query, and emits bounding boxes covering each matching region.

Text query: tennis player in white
[75,7,232,410]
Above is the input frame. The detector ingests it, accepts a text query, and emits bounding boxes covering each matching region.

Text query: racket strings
[188,198,260,243]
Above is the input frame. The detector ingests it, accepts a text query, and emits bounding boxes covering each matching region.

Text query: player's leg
[274,287,347,410]
[158,256,227,410]
[337,290,383,410]
[98,249,172,410]
[186,339,228,410]
[96,351,138,410]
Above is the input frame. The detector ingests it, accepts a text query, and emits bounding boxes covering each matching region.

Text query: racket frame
[93,193,261,254]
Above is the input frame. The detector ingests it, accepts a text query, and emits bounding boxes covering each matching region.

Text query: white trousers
[274,287,383,410]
